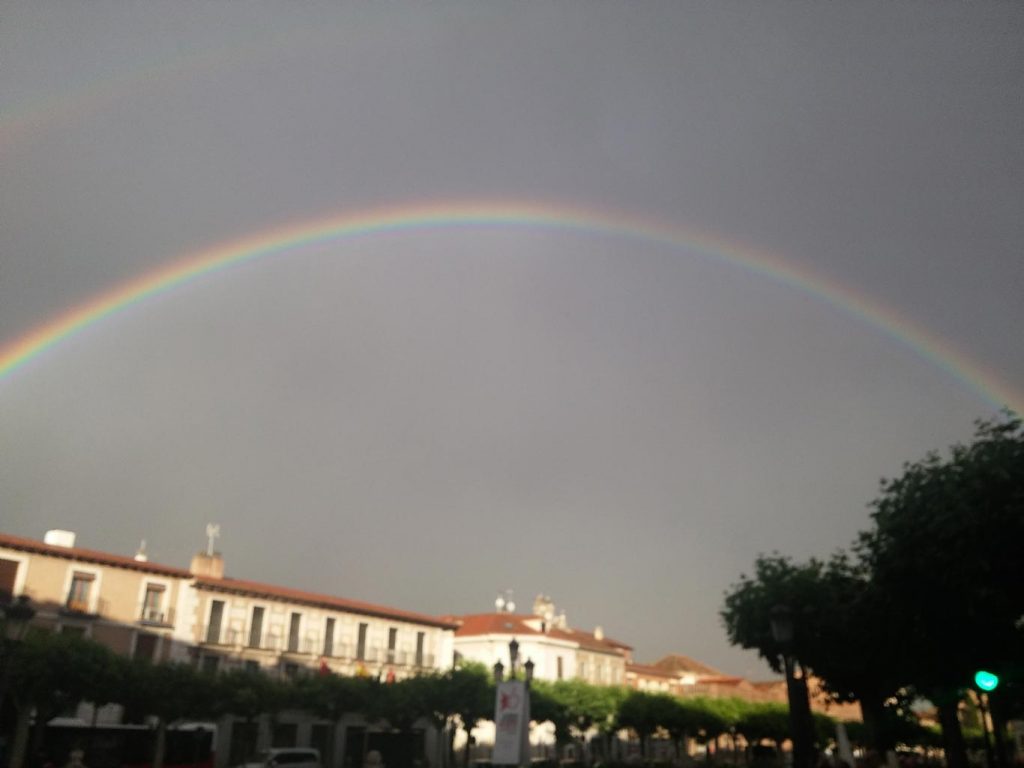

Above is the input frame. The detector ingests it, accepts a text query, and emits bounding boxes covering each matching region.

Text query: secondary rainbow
[0,200,1019,415]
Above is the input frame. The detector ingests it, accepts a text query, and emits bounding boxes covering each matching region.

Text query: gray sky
[1,1,1022,679]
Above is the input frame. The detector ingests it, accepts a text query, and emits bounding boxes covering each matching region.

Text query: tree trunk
[152,718,168,768]
[28,712,47,765]
[463,722,472,768]
[860,697,894,757]
[7,707,31,768]
[989,694,1009,768]
[937,700,968,768]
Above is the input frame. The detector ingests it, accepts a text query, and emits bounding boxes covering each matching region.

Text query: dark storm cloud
[1,1,1021,676]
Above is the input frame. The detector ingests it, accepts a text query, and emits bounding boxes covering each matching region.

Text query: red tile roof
[0,531,192,578]
[752,680,786,690]
[627,662,679,679]
[548,626,631,654]
[0,531,458,630]
[697,675,746,685]
[194,576,459,629]
[653,653,723,677]
[451,613,546,637]
[451,613,631,654]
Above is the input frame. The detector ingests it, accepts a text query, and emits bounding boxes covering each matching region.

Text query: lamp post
[974,670,1006,768]
[509,638,519,679]
[0,595,37,713]
[770,605,814,768]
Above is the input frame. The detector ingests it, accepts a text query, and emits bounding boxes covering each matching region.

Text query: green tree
[616,691,672,761]
[446,664,493,768]
[218,667,288,761]
[6,631,118,768]
[121,661,220,768]
[859,415,1024,768]
[530,681,571,750]
[681,699,729,761]
[540,680,619,762]
[735,703,790,750]
[721,552,901,755]
[292,673,370,766]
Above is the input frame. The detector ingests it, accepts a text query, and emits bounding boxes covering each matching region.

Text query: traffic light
[974,670,1000,692]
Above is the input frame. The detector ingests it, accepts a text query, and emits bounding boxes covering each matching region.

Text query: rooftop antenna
[205,523,220,557]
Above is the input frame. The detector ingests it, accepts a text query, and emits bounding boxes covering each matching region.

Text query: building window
[578,661,586,679]
[387,627,397,663]
[557,656,564,680]
[206,600,225,643]
[248,606,265,648]
[135,633,159,661]
[141,584,165,622]
[244,660,260,673]
[61,624,87,637]
[283,662,299,679]
[415,632,425,668]
[356,622,368,661]
[201,655,220,674]
[324,618,335,657]
[0,558,19,604]
[288,613,302,653]
[66,571,94,613]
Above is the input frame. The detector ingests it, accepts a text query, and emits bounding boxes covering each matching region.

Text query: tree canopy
[721,414,1024,766]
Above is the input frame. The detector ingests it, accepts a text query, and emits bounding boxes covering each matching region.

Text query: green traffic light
[975,670,999,692]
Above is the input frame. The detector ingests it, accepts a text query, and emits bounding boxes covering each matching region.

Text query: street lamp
[770,605,813,768]
[509,638,520,679]
[973,670,1006,768]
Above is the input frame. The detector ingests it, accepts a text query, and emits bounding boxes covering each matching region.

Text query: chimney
[594,626,604,641]
[134,539,148,562]
[44,529,76,548]
[190,552,224,579]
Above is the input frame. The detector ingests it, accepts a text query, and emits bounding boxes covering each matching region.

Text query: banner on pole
[493,680,528,765]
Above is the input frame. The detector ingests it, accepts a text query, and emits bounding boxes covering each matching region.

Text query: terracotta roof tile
[452,614,630,654]
[0,531,192,578]
[548,626,631,654]
[0,531,458,630]
[627,662,679,679]
[698,675,746,684]
[195,575,458,629]
[653,653,723,677]
[452,613,546,637]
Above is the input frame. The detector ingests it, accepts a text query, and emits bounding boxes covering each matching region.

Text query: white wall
[453,633,578,682]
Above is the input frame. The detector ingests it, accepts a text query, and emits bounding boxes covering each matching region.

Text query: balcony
[323,643,353,660]
[246,633,283,652]
[61,597,105,619]
[201,626,241,646]
[139,607,175,627]
[281,637,318,656]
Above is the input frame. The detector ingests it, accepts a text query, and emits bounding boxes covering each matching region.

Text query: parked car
[236,748,321,768]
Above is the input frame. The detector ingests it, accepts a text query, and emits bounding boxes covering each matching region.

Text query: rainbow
[0,200,1019,415]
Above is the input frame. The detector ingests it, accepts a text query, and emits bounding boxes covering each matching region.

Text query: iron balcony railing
[139,607,175,625]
